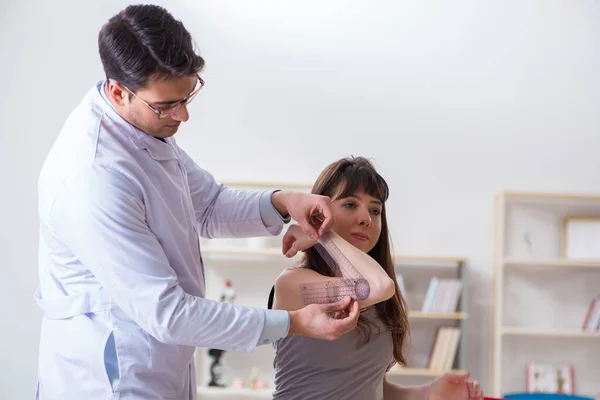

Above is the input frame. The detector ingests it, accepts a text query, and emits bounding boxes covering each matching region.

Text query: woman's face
[330,187,383,253]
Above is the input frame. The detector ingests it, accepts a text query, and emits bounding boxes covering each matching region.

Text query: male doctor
[35,4,359,399]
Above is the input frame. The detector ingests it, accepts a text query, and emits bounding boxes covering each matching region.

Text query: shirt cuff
[259,190,291,227]
[256,309,290,346]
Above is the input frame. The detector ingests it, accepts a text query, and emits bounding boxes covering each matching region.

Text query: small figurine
[207,280,237,388]
[207,348,226,387]
[556,369,565,393]
[230,378,245,389]
[248,367,268,390]
[220,280,236,303]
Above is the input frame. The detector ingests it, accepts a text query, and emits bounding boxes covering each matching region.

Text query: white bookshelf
[387,256,468,385]
[490,191,600,398]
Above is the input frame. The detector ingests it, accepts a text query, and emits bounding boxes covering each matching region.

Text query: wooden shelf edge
[202,247,283,256]
[388,368,467,377]
[502,327,600,337]
[408,311,468,320]
[394,255,466,264]
[220,181,313,190]
[501,191,600,201]
[503,258,600,268]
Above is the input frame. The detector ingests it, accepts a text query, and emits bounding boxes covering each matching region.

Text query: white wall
[1,0,599,398]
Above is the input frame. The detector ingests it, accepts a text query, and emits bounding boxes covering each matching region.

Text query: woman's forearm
[321,231,395,301]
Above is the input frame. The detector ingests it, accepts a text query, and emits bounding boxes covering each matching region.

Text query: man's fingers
[320,300,359,340]
[335,300,359,333]
[322,296,351,312]
[348,298,359,320]
[317,202,334,235]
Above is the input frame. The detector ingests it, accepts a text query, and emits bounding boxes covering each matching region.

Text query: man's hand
[288,297,359,341]
[282,224,318,258]
[427,372,483,400]
[271,191,334,240]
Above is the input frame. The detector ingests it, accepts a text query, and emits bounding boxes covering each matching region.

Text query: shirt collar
[93,80,179,161]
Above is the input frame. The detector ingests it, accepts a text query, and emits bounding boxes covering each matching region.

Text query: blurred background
[1,1,599,399]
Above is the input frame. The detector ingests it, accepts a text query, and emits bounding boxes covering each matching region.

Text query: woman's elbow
[372,276,395,301]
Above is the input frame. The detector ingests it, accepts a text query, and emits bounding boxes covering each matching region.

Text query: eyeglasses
[121,74,205,119]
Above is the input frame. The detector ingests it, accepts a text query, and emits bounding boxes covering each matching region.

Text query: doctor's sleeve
[48,166,272,353]
[176,146,289,238]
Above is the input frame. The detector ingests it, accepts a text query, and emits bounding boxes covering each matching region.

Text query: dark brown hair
[98,4,205,92]
[302,156,410,367]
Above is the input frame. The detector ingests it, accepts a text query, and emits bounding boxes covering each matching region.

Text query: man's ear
[105,80,128,106]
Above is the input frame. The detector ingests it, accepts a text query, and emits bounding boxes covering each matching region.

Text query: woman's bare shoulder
[276,266,322,284]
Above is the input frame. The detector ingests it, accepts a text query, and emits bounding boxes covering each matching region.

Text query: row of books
[427,326,462,371]
[582,294,600,332]
[422,278,463,313]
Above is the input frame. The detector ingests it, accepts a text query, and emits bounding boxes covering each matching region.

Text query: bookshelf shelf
[201,247,288,258]
[409,311,468,320]
[502,327,600,338]
[220,181,313,190]
[387,368,468,377]
[202,248,467,270]
[394,255,466,264]
[503,258,600,269]
[491,191,600,398]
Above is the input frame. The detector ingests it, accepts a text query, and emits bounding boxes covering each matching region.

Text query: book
[582,294,600,332]
[427,326,461,371]
[422,277,463,313]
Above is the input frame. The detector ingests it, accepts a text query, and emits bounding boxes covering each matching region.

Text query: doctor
[35,4,359,400]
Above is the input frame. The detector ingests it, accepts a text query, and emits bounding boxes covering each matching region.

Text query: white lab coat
[35,82,282,399]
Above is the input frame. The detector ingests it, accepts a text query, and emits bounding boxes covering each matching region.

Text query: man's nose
[171,104,189,122]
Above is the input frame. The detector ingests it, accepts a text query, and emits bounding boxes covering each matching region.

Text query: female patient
[269,156,482,400]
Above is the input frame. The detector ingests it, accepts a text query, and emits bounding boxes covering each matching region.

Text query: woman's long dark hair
[302,156,410,367]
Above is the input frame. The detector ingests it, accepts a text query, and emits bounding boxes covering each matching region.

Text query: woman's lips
[351,233,370,241]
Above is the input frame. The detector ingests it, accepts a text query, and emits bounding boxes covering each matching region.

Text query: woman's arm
[273,227,395,311]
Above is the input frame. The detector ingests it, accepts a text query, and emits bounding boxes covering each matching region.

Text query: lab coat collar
[93,81,179,161]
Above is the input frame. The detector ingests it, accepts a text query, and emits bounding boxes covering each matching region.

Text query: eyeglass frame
[118,74,205,120]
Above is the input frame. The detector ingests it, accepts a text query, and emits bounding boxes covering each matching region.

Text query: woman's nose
[358,208,371,226]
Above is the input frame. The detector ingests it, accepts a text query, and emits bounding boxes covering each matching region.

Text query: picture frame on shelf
[525,363,575,395]
[561,216,600,260]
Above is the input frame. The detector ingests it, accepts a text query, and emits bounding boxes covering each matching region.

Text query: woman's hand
[281,224,319,257]
[427,372,483,400]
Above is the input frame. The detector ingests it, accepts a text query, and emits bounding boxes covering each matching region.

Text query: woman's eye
[343,202,356,209]
[371,209,381,216]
